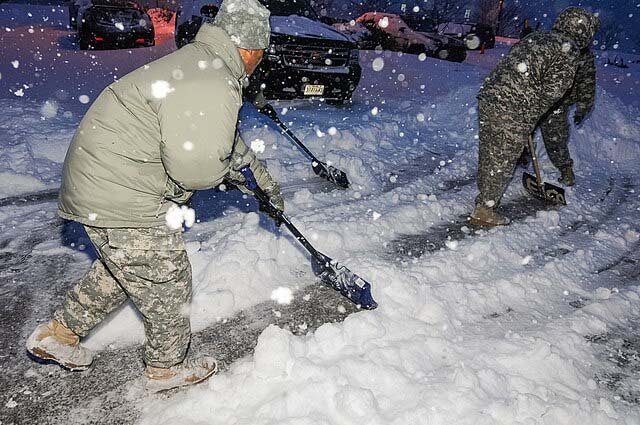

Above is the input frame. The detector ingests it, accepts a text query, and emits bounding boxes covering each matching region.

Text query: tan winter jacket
[59,24,268,227]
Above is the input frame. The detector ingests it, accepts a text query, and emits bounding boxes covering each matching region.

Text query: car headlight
[349,48,360,63]
[138,15,151,28]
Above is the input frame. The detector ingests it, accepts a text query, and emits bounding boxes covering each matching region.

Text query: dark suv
[174,0,362,104]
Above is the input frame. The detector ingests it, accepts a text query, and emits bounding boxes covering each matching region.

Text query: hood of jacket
[552,7,600,50]
[195,22,246,81]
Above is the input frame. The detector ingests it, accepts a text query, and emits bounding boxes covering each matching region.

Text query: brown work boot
[145,356,218,393]
[26,320,94,371]
[469,205,510,227]
[558,166,575,186]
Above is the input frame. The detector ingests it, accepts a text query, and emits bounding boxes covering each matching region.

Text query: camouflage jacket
[565,48,596,115]
[478,7,599,131]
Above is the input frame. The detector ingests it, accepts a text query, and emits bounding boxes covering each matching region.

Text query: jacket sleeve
[157,77,241,191]
[228,132,278,193]
[572,50,596,114]
[538,53,578,114]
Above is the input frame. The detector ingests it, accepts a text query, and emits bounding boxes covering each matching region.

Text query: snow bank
[0,99,76,197]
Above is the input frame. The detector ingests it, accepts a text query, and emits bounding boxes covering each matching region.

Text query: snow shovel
[240,166,377,309]
[522,135,566,205]
[258,104,350,189]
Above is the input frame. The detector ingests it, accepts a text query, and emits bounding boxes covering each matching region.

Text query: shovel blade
[312,255,378,310]
[312,161,350,189]
[523,172,567,205]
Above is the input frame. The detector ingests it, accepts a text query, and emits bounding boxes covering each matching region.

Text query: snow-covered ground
[2,3,640,425]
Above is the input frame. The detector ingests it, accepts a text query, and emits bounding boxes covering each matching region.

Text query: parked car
[354,12,466,62]
[436,22,495,50]
[174,0,362,104]
[77,0,154,50]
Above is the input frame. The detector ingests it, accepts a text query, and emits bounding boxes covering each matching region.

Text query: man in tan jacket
[26,0,281,392]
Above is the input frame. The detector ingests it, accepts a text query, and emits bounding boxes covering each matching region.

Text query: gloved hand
[258,103,278,121]
[258,181,285,227]
[226,166,285,225]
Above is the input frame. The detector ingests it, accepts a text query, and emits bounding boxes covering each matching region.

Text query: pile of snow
[0,100,75,198]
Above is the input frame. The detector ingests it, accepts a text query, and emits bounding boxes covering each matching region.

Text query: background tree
[474,0,501,27]
[495,0,530,37]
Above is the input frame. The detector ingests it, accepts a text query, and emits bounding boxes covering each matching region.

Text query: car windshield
[259,0,318,19]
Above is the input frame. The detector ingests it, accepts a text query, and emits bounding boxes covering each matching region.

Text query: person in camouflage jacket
[470,7,600,227]
[26,0,278,393]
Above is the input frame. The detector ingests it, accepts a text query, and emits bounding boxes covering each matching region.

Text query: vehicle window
[259,0,318,19]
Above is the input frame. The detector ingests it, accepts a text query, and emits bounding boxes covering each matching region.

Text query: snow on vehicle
[354,12,466,62]
[76,0,154,50]
[437,21,496,50]
[173,0,362,104]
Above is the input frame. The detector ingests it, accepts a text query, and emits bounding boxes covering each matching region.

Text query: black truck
[175,0,362,104]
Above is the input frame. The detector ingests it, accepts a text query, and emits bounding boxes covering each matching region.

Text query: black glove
[258,103,279,121]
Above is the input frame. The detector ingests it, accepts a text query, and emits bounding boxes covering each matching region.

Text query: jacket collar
[194,23,246,80]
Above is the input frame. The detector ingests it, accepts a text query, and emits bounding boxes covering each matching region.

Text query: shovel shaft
[240,166,323,259]
[259,104,319,162]
[527,134,545,196]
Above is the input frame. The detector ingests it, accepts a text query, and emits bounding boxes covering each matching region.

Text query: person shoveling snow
[26,0,284,393]
[470,7,600,227]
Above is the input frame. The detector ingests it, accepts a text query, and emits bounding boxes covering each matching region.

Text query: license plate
[303,84,325,96]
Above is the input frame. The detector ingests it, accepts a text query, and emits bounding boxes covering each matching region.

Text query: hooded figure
[471,7,600,227]
[26,0,280,393]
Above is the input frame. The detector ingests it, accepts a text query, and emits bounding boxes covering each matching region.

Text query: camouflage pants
[54,225,192,368]
[540,106,573,170]
[476,100,530,208]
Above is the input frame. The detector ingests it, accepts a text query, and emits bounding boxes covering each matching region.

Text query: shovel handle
[258,104,319,162]
[527,135,546,198]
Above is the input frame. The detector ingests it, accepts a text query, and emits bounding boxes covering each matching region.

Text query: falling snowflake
[271,287,294,305]
[378,16,389,28]
[250,139,265,153]
[11,60,19,68]
[115,22,124,31]
[517,62,528,73]
[151,80,174,99]
[183,141,194,151]
[172,69,184,80]
[40,100,58,118]
[78,94,90,104]
[372,57,385,71]
[166,205,196,230]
